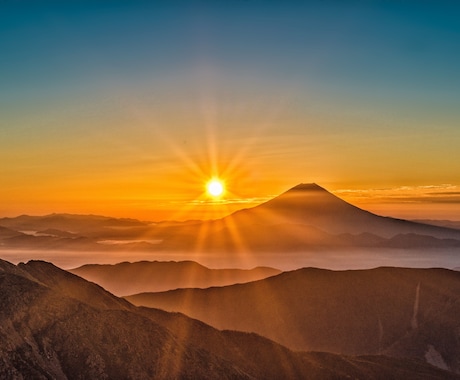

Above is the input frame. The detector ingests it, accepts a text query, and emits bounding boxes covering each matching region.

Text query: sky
[1,0,460,221]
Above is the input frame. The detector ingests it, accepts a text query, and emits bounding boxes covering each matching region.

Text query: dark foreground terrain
[127,266,460,374]
[70,260,280,295]
[1,259,458,379]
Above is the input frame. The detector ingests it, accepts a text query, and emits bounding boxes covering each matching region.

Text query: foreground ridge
[1,259,459,379]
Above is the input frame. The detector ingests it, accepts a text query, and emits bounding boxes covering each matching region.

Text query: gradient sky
[1,0,460,221]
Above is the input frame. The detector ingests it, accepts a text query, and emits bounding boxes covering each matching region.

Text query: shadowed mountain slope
[126,266,460,374]
[70,261,281,296]
[140,184,460,252]
[224,184,460,239]
[0,226,25,239]
[0,213,147,234]
[2,184,460,254]
[1,259,458,379]
[1,261,218,379]
[414,220,460,231]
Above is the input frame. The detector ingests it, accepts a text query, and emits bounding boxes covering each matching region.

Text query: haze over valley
[1,184,459,270]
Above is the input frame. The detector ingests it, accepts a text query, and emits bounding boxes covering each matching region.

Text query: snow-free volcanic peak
[227,183,460,239]
[286,183,326,192]
[239,181,370,224]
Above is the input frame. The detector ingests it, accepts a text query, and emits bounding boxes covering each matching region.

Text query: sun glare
[207,179,224,197]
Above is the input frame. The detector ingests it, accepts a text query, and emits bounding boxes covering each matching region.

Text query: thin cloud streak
[335,185,460,204]
[188,196,274,206]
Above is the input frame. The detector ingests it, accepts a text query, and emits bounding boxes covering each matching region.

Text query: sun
[206,179,225,197]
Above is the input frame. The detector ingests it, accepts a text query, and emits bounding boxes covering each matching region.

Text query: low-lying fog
[1,248,459,271]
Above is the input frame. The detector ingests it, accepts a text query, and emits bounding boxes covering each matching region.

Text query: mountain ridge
[70,260,281,296]
[225,183,460,239]
[3,259,456,379]
[1,183,460,259]
[126,266,460,374]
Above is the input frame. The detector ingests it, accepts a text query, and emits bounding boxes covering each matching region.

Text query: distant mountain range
[413,220,460,231]
[1,184,460,255]
[126,266,460,375]
[70,261,281,296]
[225,183,460,239]
[3,259,457,379]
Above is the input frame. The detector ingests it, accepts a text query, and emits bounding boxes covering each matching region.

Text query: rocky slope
[1,259,458,379]
[70,260,281,295]
[127,266,460,374]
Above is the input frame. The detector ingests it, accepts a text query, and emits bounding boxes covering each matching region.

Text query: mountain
[414,220,460,231]
[0,214,160,253]
[70,261,281,296]
[126,266,460,374]
[224,183,460,239]
[381,233,460,248]
[2,184,460,256]
[166,183,460,255]
[0,225,25,239]
[0,213,150,238]
[145,183,460,252]
[2,260,454,379]
[0,260,246,379]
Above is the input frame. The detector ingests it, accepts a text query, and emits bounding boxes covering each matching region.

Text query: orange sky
[1,94,459,221]
[1,2,459,222]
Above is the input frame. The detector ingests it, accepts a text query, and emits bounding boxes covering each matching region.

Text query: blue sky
[3,1,459,95]
[1,0,460,219]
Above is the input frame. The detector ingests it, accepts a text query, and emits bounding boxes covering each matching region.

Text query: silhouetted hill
[139,307,459,380]
[225,184,460,239]
[381,233,460,248]
[414,220,460,231]
[0,263,244,379]
[2,185,460,255]
[0,225,24,239]
[70,261,281,295]
[126,266,460,374]
[144,183,460,252]
[19,260,132,310]
[1,259,457,379]
[0,213,150,237]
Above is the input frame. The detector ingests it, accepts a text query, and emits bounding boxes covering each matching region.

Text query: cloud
[334,184,460,204]
[429,192,460,196]
[188,196,274,206]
